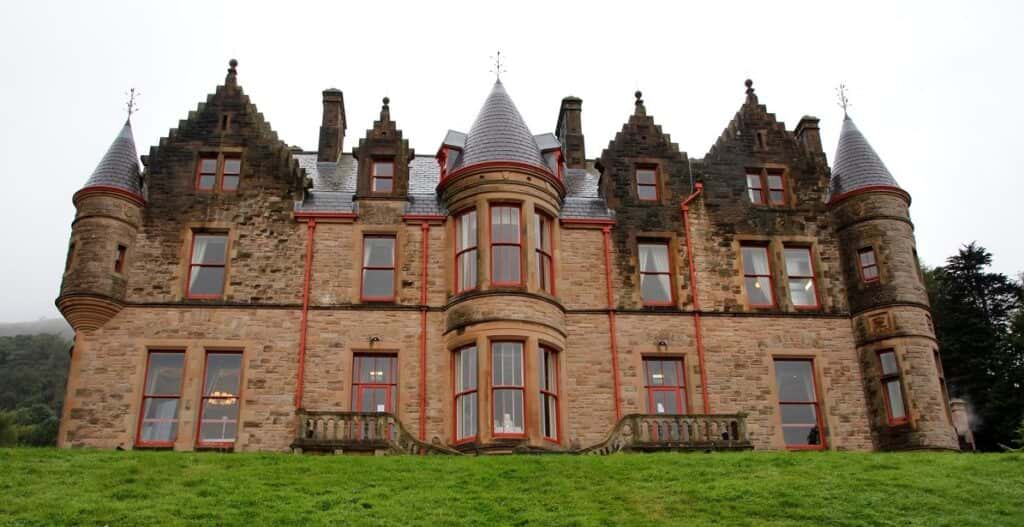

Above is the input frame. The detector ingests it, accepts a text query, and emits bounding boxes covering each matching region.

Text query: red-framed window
[636,166,659,201]
[196,352,242,448]
[534,211,554,294]
[643,357,686,414]
[195,154,241,192]
[877,350,907,425]
[136,351,185,447]
[539,347,559,442]
[492,341,525,437]
[187,233,228,299]
[746,168,785,205]
[453,345,478,442]
[639,241,673,306]
[351,354,397,413]
[361,235,395,301]
[372,160,394,193]
[784,247,819,309]
[774,358,826,449]
[455,209,478,294]
[741,245,775,307]
[114,244,127,273]
[490,205,522,286]
[859,247,880,282]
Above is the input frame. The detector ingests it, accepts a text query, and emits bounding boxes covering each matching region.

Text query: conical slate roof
[458,80,544,168]
[829,115,899,198]
[82,121,143,197]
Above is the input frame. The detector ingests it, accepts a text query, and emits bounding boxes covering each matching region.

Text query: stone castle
[56,59,960,453]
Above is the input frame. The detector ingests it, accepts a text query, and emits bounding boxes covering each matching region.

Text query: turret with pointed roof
[75,120,144,202]
[828,115,901,201]
[456,80,544,169]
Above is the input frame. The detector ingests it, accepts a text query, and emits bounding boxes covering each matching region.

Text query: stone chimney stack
[794,115,822,154]
[318,88,346,162]
[556,96,586,169]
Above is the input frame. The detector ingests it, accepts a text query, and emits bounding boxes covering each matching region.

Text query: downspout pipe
[602,226,623,419]
[418,221,430,441]
[295,219,316,411]
[681,183,710,414]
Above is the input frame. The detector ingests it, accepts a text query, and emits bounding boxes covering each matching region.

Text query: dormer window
[746,168,785,205]
[372,160,394,193]
[636,166,659,201]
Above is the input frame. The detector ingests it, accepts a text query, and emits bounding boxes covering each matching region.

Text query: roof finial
[633,90,646,116]
[489,51,506,82]
[124,88,140,125]
[380,96,391,121]
[226,58,238,88]
[744,79,758,104]
[836,83,851,118]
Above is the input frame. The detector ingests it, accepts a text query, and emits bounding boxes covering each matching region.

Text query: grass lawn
[0,449,1021,526]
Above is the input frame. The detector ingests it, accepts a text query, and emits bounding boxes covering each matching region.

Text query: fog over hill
[0,318,73,339]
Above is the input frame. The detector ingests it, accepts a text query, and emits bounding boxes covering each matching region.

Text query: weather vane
[490,51,506,81]
[125,88,140,122]
[836,83,850,116]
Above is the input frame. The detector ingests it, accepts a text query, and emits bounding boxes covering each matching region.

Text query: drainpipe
[601,226,623,419]
[680,183,710,414]
[419,221,430,441]
[295,219,316,411]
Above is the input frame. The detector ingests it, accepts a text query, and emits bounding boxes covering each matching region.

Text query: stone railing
[291,411,462,455]
[580,413,752,455]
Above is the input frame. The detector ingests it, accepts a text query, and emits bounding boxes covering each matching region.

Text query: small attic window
[372,160,394,193]
[220,114,231,131]
[755,130,768,150]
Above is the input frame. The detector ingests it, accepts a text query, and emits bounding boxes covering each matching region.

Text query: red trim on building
[560,218,616,228]
[775,357,828,451]
[452,345,478,445]
[418,221,430,441]
[638,240,674,306]
[601,226,623,419]
[828,185,911,206]
[455,209,478,294]
[681,183,711,414]
[490,341,527,439]
[135,350,185,448]
[437,161,566,195]
[72,185,146,207]
[489,204,523,287]
[535,210,555,296]
[194,350,243,449]
[295,219,316,411]
[877,350,909,426]
[360,235,397,302]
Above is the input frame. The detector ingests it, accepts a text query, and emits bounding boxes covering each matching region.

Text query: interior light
[804,281,813,290]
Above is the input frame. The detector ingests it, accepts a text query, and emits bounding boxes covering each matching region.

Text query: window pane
[493,389,524,434]
[637,185,657,200]
[204,354,241,396]
[200,158,218,174]
[879,352,898,375]
[636,169,656,185]
[789,278,817,306]
[362,269,394,298]
[774,360,816,402]
[199,399,238,443]
[198,174,216,189]
[374,161,394,178]
[192,235,227,265]
[652,391,680,414]
[493,246,520,283]
[541,394,557,438]
[223,158,241,174]
[862,266,879,280]
[221,175,239,191]
[782,425,821,446]
[742,246,769,275]
[372,176,393,193]
[458,250,477,291]
[492,342,523,386]
[456,347,477,392]
[491,207,520,243]
[188,266,225,296]
[745,277,772,305]
[539,351,556,392]
[140,398,179,442]
[859,249,876,266]
[769,190,785,204]
[746,174,762,189]
[781,404,818,425]
[363,238,394,267]
[767,175,783,190]
[641,274,672,303]
[145,353,184,395]
[886,379,906,420]
[457,211,477,251]
[639,244,669,273]
[458,392,477,439]
[784,249,813,277]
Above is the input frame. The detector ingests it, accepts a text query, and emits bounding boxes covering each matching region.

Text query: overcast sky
[0,0,1020,322]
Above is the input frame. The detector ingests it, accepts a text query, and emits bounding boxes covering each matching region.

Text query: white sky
[1,0,1021,322]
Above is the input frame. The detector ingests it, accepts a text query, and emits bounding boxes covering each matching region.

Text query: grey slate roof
[829,115,900,198]
[561,168,614,219]
[457,80,545,168]
[534,133,560,152]
[82,121,143,197]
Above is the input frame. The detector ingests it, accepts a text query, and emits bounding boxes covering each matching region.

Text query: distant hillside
[0,318,72,339]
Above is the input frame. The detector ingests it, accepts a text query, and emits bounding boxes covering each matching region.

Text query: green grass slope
[1,449,1021,526]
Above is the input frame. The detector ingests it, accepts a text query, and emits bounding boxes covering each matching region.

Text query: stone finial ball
[744,79,753,88]
[383,96,390,105]
[634,90,642,99]
[229,59,238,68]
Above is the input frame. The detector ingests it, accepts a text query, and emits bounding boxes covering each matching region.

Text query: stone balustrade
[582,413,752,455]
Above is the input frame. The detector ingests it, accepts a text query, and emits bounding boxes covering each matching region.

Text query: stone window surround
[182,227,233,301]
[637,238,675,307]
[195,350,244,448]
[370,158,395,194]
[858,340,919,430]
[770,355,829,451]
[193,148,244,193]
[359,234,397,303]
[876,349,909,426]
[858,245,881,284]
[782,244,822,311]
[454,208,478,294]
[130,341,251,451]
[642,356,687,414]
[634,164,661,202]
[744,163,790,207]
[445,328,566,447]
[135,349,186,448]
[733,236,827,313]
[626,230,680,309]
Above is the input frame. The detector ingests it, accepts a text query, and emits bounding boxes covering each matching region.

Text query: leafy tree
[927,242,1024,450]
[0,333,71,446]
[0,411,17,446]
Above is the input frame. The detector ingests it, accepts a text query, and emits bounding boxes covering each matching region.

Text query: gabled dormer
[353,97,415,199]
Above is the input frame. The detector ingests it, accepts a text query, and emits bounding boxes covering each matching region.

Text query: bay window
[741,245,774,307]
[539,347,559,441]
[197,352,242,447]
[455,210,478,293]
[492,342,524,436]
[362,236,395,301]
[187,233,228,299]
[784,247,818,308]
[491,205,521,286]
[774,359,825,449]
[639,241,672,305]
[877,350,907,425]
[454,346,478,442]
[137,351,185,447]
[534,211,554,294]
